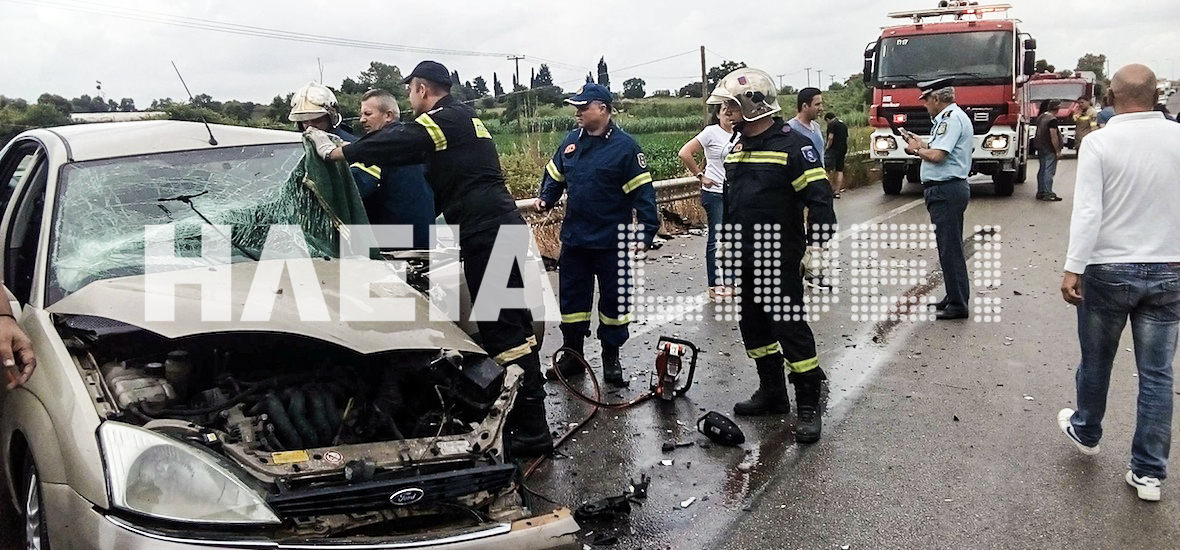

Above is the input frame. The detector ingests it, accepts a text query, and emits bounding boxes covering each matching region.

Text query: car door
[0,140,47,314]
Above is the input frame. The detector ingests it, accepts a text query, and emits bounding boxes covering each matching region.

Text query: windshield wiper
[158,191,260,261]
[940,71,989,79]
[880,73,922,82]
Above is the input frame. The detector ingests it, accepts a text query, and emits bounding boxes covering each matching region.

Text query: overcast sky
[1,0,1176,106]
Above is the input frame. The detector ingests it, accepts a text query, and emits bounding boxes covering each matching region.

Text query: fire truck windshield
[877,31,1014,85]
[1028,82,1086,101]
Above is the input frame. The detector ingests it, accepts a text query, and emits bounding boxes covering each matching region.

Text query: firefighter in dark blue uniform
[535,84,659,387]
[713,68,836,443]
[307,61,552,457]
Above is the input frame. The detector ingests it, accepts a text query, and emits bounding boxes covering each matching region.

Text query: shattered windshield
[877,31,1014,85]
[48,143,339,300]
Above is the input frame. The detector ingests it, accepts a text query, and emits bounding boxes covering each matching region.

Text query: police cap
[918,77,954,99]
[403,60,453,89]
[565,83,613,106]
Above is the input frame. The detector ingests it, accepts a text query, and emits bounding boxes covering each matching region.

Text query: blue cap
[402,60,452,89]
[565,83,613,106]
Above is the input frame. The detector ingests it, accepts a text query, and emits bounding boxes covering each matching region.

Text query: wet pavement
[5,158,1178,549]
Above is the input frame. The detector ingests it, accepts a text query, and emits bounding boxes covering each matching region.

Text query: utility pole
[700,45,708,126]
[507,55,525,89]
[816,69,823,87]
[805,67,812,87]
[776,73,786,90]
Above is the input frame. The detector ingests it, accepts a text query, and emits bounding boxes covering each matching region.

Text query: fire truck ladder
[887,2,1011,23]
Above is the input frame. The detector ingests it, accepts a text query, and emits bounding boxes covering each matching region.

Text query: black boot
[601,344,629,387]
[506,352,554,458]
[734,360,790,416]
[790,370,825,443]
[545,333,586,381]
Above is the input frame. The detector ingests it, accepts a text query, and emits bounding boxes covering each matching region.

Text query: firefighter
[534,83,659,387]
[713,68,836,443]
[288,82,356,141]
[306,61,551,457]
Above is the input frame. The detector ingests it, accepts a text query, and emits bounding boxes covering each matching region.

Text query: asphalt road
[4,157,1178,549]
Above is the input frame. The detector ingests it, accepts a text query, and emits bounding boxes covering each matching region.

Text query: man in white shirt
[1057,64,1180,502]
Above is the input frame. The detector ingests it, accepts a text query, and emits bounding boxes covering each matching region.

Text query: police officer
[349,88,435,249]
[289,82,356,141]
[306,61,552,457]
[534,84,659,387]
[903,78,972,320]
[713,68,836,443]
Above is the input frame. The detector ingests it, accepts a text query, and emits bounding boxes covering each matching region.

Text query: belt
[921,177,967,187]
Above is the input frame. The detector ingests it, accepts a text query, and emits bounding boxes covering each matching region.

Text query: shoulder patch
[936,121,948,136]
[564,143,577,155]
[781,123,793,134]
[637,152,648,169]
[801,145,819,164]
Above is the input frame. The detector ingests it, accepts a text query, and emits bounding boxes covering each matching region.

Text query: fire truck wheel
[882,170,904,195]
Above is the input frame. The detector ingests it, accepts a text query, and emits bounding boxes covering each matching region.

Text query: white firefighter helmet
[715,68,781,122]
[706,74,738,106]
[288,82,340,123]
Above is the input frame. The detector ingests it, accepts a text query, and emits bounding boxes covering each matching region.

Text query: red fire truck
[1026,72,1099,150]
[863,1,1038,196]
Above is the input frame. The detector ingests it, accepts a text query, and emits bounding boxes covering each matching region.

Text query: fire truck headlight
[983,135,1009,150]
[874,136,898,152]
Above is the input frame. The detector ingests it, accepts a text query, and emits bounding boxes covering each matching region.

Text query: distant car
[0,121,576,549]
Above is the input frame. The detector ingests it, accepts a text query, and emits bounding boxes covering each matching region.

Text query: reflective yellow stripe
[598,312,632,326]
[791,167,828,191]
[350,163,381,179]
[493,342,532,365]
[472,117,492,139]
[787,356,820,373]
[546,159,565,182]
[415,113,447,151]
[561,312,591,323]
[746,342,782,359]
[725,151,789,165]
[623,172,652,193]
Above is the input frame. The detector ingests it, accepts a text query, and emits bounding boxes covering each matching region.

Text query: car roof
[37,120,302,162]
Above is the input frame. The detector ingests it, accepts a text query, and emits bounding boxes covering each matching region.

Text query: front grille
[268,464,517,517]
[879,105,1007,136]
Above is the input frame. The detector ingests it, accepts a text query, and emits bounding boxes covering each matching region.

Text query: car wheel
[992,171,1016,197]
[1015,161,1027,184]
[21,452,52,550]
[882,170,904,195]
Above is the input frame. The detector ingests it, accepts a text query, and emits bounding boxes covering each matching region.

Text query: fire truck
[862,1,1037,196]
[1026,71,1099,150]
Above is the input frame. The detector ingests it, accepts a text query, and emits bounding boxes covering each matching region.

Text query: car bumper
[43,483,580,550]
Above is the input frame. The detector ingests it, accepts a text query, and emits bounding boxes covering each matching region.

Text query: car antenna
[171,60,218,146]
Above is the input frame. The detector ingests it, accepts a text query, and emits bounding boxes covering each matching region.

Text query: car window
[0,142,39,220]
[4,155,48,305]
[45,143,325,303]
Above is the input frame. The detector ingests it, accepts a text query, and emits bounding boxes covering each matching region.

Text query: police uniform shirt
[341,95,519,239]
[538,121,659,248]
[920,103,974,182]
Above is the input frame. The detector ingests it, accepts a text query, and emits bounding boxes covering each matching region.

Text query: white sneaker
[1057,408,1100,455]
[1126,470,1162,502]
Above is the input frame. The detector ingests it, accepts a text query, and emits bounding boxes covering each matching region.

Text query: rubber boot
[733,359,790,416]
[506,352,554,458]
[601,344,629,387]
[545,332,586,381]
[790,370,825,443]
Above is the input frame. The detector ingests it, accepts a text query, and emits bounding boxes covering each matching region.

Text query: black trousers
[733,240,822,376]
[923,179,971,314]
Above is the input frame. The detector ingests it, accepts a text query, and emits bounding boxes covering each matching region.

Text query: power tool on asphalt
[650,336,698,401]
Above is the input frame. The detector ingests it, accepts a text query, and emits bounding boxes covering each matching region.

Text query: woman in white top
[678,104,738,298]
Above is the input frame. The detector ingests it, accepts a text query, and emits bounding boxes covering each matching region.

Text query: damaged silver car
[0,120,577,549]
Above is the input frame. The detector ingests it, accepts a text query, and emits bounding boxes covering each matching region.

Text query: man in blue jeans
[1059,64,1180,502]
[1033,100,1063,201]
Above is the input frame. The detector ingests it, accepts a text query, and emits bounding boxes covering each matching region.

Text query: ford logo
[389,488,425,506]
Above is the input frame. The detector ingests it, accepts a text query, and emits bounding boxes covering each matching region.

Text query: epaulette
[781,123,792,134]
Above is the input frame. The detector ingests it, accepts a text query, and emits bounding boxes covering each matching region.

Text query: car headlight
[99,422,280,524]
[983,135,1009,150]
[874,135,898,151]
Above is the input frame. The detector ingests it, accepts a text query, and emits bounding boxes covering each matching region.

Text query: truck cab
[863,1,1038,196]
[1026,72,1098,151]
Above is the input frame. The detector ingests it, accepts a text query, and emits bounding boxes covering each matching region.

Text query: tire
[882,170,904,195]
[906,164,921,184]
[20,452,52,550]
[1015,161,1027,184]
[992,171,1016,197]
